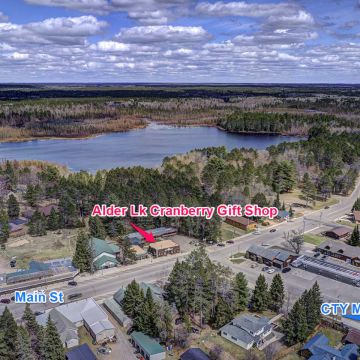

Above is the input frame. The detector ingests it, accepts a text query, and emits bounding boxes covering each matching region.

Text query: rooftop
[180,348,210,360]
[326,226,351,237]
[226,216,255,226]
[66,344,97,360]
[317,239,360,259]
[353,211,360,222]
[131,331,164,355]
[149,239,179,250]
[247,244,294,261]
[90,237,119,257]
[232,314,270,334]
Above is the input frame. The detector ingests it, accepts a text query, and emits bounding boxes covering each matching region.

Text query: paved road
[2,179,360,323]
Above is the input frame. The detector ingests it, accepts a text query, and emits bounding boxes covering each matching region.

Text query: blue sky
[0,0,360,83]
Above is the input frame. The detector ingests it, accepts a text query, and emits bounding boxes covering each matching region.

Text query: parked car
[0,298,11,304]
[282,267,291,273]
[34,311,44,316]
[126,327,134,335]
[322,255,327,260]
[250,263,258,268]
[324,206,330,209]
[67,293,82,300]
[226,240,234,244]
[262,266,269,272]
[267,268,275,274]
[68,280,77,286]
[191,327,200,334]
[217,243,225,247]
[269,229,277,233]
[314,252,320,258]
[253,230,261,235]
[97,346,111,355]
[10,259,16,268]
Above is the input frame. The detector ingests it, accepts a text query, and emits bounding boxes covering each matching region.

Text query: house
[103,298,133,329]
[277,210,289,220]
[131,331,166,360]
[37,308,79,348]
[316,239,360,266]
[37,298,116,344]
[148,240,180,257]
[344,328,360,347]
[353,211,360,224]
[66,343,97,360]
[180,348,210,360]
[225,216,257,231]
[246,244,296,269]
[220,314,272,350]
[131,245,148,260]
[90,237,120,270]
[39,204,59,217]
[325,226,351,240]
[300,333,359,360]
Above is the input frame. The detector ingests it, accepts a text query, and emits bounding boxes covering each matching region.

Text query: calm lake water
[0,123,301,172]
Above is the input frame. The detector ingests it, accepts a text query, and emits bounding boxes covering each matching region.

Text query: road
[2,179,360,322]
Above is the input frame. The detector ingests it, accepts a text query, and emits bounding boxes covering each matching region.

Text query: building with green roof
[90,237,120,270]
[131,331,165,360]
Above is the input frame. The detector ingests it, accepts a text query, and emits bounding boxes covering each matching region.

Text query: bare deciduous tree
[284,229,304,254]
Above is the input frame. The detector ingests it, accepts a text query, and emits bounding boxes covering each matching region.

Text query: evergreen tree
[251,193,268,207]
[0,208,10,245]
[47,208,59,231]
[156,302,173,342]
[24,184,40,207]
[282,300,308,345]
[348,225,360,247]
[281,202,286,211]
[250,274,269,312]
[289,206,294,218]
[212,296,233,329]
[0,307,18,359]
[269,274,285,312]
[233,272,249,312]
[352,198,360,211]
[134,288,158,337]
[117,237,136,264]
[301,173,317,207]
[301,282,322,333]
[89,216,107,239]
[16,326,35,360]
[72,230,92,272]
[122,280,145,318]
[0,331,8,359]
[58,193,79,228]
[273,193,281,210]
[28,210,47,236]
[4,160,17,190]
[7,194,19,219]
[43,317,64,360]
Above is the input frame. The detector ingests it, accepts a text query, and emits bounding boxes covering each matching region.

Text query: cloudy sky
[0,0,360,83]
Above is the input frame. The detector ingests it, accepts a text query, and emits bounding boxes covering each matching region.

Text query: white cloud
[91,41,130,52]
[8,52,30,61]
[0,12,8,22]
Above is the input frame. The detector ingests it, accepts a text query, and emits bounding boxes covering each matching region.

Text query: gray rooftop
[220,324,257,345]
[247,244,293,262]
[317,239,360,259]
[232,314,270,334]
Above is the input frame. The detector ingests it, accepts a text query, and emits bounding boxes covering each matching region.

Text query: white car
[267,268,275,274]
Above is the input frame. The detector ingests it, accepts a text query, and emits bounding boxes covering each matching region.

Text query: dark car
[97,346,111,355]
[269,229,277,233]
[324,206,330,209]
[34,311,44,316]
[282,267,291,273]
[68,280,77,286]
[217,243,225,247]
[226,240,234,244]
[322,255,327,260]
[0,298,11,304]
[191,327,200,334]
[126,327,134,335]
[262,266,269,272]
[314,252,320,258]
[10,259,16,268]
[67,293,82,300]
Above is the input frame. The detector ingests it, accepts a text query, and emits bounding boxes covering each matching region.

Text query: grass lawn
[319,327,344,347]
[220,222,245,241]
[337,220,356,228]
[304,234,325,246]
[280,354,304,360]
[230,258,246,264]
[230,252,246,258]
[311,197,339,210]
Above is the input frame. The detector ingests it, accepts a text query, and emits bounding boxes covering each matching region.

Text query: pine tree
[16,326,35,360]
[352,198,360,211]
[0,208,10,245]
[301,282,322,333]
[349,226,360,247]
[289,206,294,218]
[47,208,59,231]
[301,173,317,207]
[43,317,64,360]
[7,194,20,219]
[122,280,145,318]
[0,331,9,359]
[269,274,285,312]
[24,184,40,207]
[134,288,158,337]
[0,307,18,359]
[273,193,281,210]
[212,296,233,329]
[28,210,47,236]
[250,274,269,312]
[156,302,173,342]
[282,300,308,345]
[281,202,286,211]
[233,272,249,312]
[72,230,92,272]
[58,193,79,228]
[89,216,107,239]
[117,237,136,264]
[22,304,44,358]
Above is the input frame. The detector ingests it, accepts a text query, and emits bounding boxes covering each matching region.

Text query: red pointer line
[130,222,156,243]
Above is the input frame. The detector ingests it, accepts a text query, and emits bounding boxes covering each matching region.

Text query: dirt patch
[6,239,30,248]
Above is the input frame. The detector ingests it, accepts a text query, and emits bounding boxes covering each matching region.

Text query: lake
[0,123,302,171]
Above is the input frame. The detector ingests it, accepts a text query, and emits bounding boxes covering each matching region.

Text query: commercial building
[246,245,296,269]
[220,314,272,350]
[126,227,177,246]
[90,237,120,270]
[66,344,97,360]
[300,333,358,360]
[131,331,165,360]
[324,226,351,240]
[225,216,257,231]
[148,240,180,257]
[131,245,148,260]
[103,297,133,329]
[316,239,360,266]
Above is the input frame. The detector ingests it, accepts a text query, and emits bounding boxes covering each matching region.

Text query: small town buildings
[37,298,116,344]
[148,240,180,257]
[126,227,177,246]
[344,328,360,347]
[103,297,133,329]
[246,244,296,269]
[39,204,59,217]
[66,343,97,360]
[316,239,360,266]
[131,331,166,360]
[225,216,257,231]
[90,237,120,270]
[300,333,358,360]
[131,245,148,260]
[353,211,360,224]
[220,314,272,350]
[180,348,210,360]
[325,226,351,240]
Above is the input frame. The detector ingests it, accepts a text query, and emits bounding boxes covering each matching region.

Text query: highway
[2,179,360,321]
